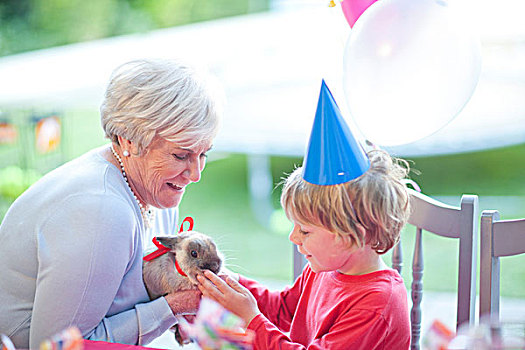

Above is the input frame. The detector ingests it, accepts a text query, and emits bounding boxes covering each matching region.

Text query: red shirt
[240,267,410,350]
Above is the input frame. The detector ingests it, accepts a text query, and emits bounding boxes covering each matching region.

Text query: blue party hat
[302,80,370,185]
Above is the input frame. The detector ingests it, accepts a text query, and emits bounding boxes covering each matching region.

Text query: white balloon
[343,0,482,146]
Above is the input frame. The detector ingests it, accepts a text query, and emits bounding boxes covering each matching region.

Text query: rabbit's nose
[200,259,221,273]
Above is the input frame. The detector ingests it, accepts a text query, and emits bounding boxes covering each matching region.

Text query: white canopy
[0,2,524,157]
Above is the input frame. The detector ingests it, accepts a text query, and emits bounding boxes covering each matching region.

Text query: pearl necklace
[111,146,155,229]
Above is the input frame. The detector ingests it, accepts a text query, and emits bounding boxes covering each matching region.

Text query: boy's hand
[197,270,260,325]
[218,266,240,281]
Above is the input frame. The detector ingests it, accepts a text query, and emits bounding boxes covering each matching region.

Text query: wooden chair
[392,189,478,350]
[479,210,525,323]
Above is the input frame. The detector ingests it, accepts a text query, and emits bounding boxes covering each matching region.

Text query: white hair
[100,59,223,154]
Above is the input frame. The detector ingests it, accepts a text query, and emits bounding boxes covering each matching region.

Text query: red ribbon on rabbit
[143,216,194,277]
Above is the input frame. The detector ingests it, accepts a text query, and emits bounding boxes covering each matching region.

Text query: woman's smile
[166,182,183,191]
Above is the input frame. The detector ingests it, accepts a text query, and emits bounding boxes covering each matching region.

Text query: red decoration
[143,216,194,278]
[0,122,17,145]
[142,237,171,262]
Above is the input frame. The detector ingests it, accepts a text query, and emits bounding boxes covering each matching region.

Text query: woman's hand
[197,270,260,325]
[164,289,202,316]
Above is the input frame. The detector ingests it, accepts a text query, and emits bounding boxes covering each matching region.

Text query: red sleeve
[247,309,396,350]
[238,273,305,332]
[240,268,409,350]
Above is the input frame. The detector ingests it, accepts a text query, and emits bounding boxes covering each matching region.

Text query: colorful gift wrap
[40,326,84,350]
[422,319,454,350]
[179,298,254,350]
[1,327,83,350]
[1,334,16,350]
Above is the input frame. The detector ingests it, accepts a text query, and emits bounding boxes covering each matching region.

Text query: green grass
[407,144,525,196]
[1,109,524,297]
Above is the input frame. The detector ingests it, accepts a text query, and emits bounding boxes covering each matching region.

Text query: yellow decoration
[328,0,336,7]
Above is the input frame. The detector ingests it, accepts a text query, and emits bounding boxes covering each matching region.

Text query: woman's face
[124,135,212,209]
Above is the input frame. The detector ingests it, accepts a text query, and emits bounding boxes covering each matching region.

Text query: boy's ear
[155,236,182,249]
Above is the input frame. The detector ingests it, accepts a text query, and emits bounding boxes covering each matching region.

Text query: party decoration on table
[39,327,84,350]
[34,114,61,154]
[342,0,482,146]
[303,80,370,186]
[422,319,455,350]
[446,319,525,349]
[341,0,379,27]
[179,298,254,350]
[1,334,16,350]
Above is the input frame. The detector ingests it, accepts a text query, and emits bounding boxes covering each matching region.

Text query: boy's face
[289,221,358,274]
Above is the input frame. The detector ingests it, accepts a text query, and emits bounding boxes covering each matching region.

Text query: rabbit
[142,231,223,346]
[143,231,223,299]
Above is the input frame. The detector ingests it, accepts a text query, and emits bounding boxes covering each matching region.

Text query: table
[83,340,165,350]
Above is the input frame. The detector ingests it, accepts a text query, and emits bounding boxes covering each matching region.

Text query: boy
[197,81,411,349]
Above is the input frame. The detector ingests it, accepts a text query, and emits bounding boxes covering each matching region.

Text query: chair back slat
[479,210,525,323]
[392,242,403,274]
[456,195,478,328]
[410,228,424,350]
[492,218,525,257]
[395,189,478,349]
[408,191,462,238]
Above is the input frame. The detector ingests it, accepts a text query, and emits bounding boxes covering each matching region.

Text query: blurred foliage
[407,143,525,196]
[0,165,41,201]
[267,143,525,200]
[0,0,268,57]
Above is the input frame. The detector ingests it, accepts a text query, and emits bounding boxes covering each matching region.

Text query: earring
[123,150,130,157]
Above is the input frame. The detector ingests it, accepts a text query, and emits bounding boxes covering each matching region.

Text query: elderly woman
[0,59,222,348]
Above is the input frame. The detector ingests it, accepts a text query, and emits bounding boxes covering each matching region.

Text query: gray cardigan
[0,146,178,349]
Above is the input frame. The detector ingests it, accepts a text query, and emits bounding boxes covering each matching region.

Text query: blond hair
[100,59,223,154]
[280,150,410,254]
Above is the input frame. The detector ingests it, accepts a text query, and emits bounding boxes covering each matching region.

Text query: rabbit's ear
[155,236,182,249]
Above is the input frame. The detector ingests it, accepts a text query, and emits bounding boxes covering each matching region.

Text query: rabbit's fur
[142,231,222,300]
[142,231,222,346]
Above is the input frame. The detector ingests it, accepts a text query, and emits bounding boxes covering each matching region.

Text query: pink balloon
[341,0,379,28]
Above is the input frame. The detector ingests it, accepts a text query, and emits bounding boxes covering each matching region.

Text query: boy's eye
[200,153,208,159]
[190,250,198,258]
[173,153,188,160]
[299,229,309,235]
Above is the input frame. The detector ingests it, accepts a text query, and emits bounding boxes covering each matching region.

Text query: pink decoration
[341,0,379,27]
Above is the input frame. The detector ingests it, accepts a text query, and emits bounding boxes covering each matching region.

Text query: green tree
[0,0,268,56]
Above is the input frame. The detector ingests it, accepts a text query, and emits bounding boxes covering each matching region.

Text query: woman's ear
[116,135,138,156]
